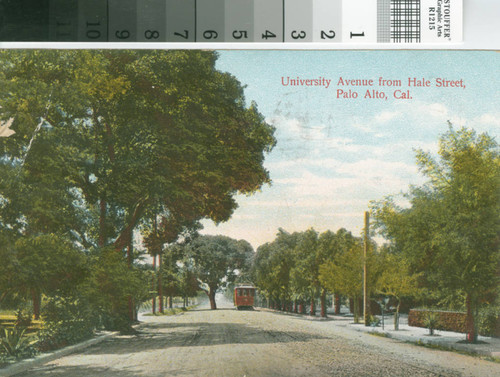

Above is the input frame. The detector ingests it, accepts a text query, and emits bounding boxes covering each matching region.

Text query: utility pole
[363,211,370,326]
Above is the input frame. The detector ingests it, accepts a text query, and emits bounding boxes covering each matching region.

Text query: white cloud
[448,116,467,127]
[350,111,401,134]
[274,169,411,200]
[243,198,368,208]
[374,111,400,123]
[319,212,364,218]
[424,103,448,118]
[335,159,417,179]
[268,115,327,141]
[477,113,500,127]
[352,122,374,134]
[232,214,259,220]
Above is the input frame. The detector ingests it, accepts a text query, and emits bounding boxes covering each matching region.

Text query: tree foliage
[0,50,275,327]
[372,125,500,340]
[184,235,254,309]
[376,250,421,329]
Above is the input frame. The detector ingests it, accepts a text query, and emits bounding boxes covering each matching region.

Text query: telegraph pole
[363,211,370,326]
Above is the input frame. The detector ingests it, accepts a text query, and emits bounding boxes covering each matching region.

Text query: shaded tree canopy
[0,50,275,324]
[0,50,276,250]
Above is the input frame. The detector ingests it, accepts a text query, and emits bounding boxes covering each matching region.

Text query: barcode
[390,0,421,43]
[378,0,422,43]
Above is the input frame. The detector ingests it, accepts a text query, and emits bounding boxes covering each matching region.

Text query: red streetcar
[234,285,256,310]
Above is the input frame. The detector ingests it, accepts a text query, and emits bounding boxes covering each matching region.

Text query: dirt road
[15,297,500,377]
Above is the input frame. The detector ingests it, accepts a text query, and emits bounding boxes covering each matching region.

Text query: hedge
[409,309,500,337]
[409,309,467,333]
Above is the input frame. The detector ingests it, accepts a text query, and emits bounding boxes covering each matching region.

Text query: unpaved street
[16,298,500,377]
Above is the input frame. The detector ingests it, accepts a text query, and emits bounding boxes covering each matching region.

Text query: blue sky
[200,51,500,249]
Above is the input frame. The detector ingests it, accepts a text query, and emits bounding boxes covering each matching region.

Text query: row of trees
[251,126,499,342]
[251,227,417,329]
[252,228,353,317]
[0,50,275,332]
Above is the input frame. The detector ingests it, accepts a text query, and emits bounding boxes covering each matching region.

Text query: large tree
[253,229,299,311]
[185,235,254,309]
[0,50,276,250]
[319,230,379,323]
[319,243,365,322]
[0,50,275,319]
[290,229,320,315]
[372,126,500,341]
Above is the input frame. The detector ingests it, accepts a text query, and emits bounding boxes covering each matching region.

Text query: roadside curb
[259,307,499,359]
[0,331,118,377]
[350,327,499,358]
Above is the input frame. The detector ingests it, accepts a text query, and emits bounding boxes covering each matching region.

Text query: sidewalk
[330,312,500,358]
[261,307,500,359]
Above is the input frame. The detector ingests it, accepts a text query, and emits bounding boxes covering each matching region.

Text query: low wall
[408,309,467,333]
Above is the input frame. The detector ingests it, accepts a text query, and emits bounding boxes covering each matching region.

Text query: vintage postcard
[0,49,499,376]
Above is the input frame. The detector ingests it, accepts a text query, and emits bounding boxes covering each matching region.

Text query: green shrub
[37,296,97,352]
[367,315,381,327]
[36,319,94,352]
[15,309,32,328]
[423,312,440,335]
[477,306,500,337]
[0,326,38,360]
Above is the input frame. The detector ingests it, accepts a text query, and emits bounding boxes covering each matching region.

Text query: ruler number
[203,30,218,40]
[174,30,189,39]
[291,30,306,39]
[321,30,336,39]
[232,30,248,40]
[262,30,276,40]
[350,31,365,39]
[86,21,101,40]
[145,30,159,40]
[115,30,130,40]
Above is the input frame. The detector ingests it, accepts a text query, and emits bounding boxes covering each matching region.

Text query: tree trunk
[208,289,217,310]
[334,294,341,314]
[127,237,134,321]
[353,297,360,324]
[294,300,298,313]
[466,293,477,342]
[158,255,163,313]
[113,198,148,251]
[31,288,41,320]
[320,289,327,318]
[0,291,9,307]
[168,295,173,309]
[310,298,315,316]
[152,254,156,314]
[99,199,106,247]
[394,301,400,330]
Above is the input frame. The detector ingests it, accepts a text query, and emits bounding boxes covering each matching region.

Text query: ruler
[0,0,463,43]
